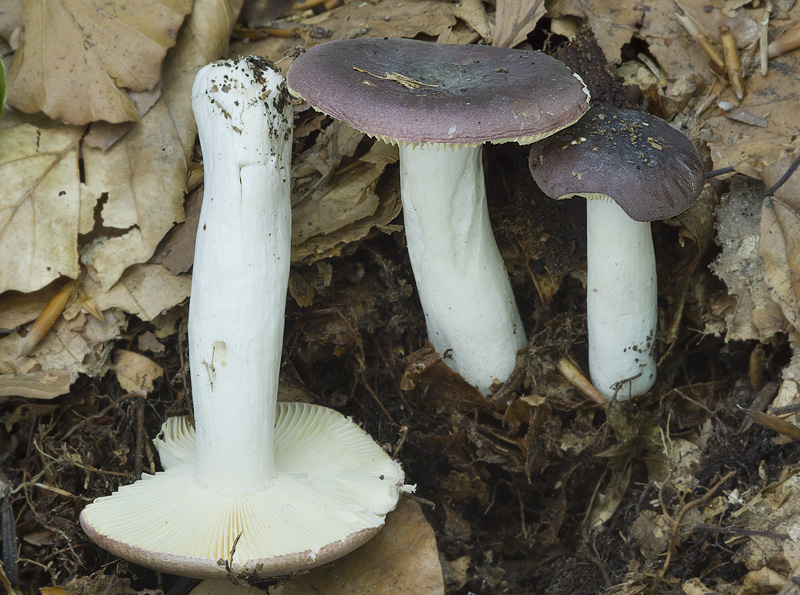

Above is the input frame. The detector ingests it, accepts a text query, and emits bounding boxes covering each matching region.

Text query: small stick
[760,1,772,76]
[392,425,409,458]
[705,166,735,179]
[720,25,745,100]
[674,8,725,70]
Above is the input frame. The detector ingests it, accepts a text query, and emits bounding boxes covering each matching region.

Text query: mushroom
[527,107,704,400]
[287,38,590,395]
[80,56,405,579]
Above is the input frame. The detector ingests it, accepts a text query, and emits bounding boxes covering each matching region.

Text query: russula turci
[528,106,704,400]
[287,37,590,395]
[80,56,405,579]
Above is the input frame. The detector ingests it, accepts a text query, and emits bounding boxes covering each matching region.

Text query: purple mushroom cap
[286,37,590,146]
[528,107,705,222]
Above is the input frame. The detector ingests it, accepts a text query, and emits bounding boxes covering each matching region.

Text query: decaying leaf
[292,140,398,248]
[66,264,191,323]
[1,0,242,301]
[735,465,800,576]
[758,154,800,333]
[0,113,82,294]
[270,498,444,595]
[707,53,800,180]
[0,309,124,398]
[710,177,786,341]
[112,349,163,393]
[6,0,193,125]
[0,1,23,42]
[586,464,632,531]
[493,0,546,49]
[454,0,492,43]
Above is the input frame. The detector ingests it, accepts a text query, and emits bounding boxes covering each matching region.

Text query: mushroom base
[80,402,405,579]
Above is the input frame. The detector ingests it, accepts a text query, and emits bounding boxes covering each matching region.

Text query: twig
[363,380,396,425]
[659,470,736,578]
[705,166,735,179]
[62,391,146,440]
[392,425,408,458]
[760,1,772,76]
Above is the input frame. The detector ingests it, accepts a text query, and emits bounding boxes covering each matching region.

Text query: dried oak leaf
[6,0,193,125]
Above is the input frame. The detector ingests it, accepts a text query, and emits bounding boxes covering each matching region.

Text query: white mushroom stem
[399,143,526,395]
[585,197,657,400]
[190,59,292,493]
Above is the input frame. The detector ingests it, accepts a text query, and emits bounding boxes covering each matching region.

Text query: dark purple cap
[528,107,705,221]
[286,38,590,146]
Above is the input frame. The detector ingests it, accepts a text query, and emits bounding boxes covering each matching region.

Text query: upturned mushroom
[287,37,590,395]
[528,107,704,400]
[80,56,405,579]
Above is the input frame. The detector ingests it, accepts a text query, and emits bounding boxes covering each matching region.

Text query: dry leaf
[293,141,401,263]
[80,0,243,291]
[0,114,82,294]
[493,0,546,48]
[230,0,458,68]
[113,349,163,393]
[6,0,193,125]
[0,1,23,42]
[706,53,800,179]
[710,178,786,341]
[0,309,124,398]
[0,283,60,330]
[548,0,722,86]
[291,141,396,245]
[302,0,457,44]
[0,370,73,400]
[454,0,492,42]
[66,264,191,323]
[758,154,800,332]
[1,0,242,299]
[270,498,444,595]
[150,185,203,275]
[586,464,632,530]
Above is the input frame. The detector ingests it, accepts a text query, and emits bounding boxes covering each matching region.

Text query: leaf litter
[3,0,800,593]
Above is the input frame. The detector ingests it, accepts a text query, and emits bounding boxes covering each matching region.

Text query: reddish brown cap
[528,107,705,221]
[286,38,590,146]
